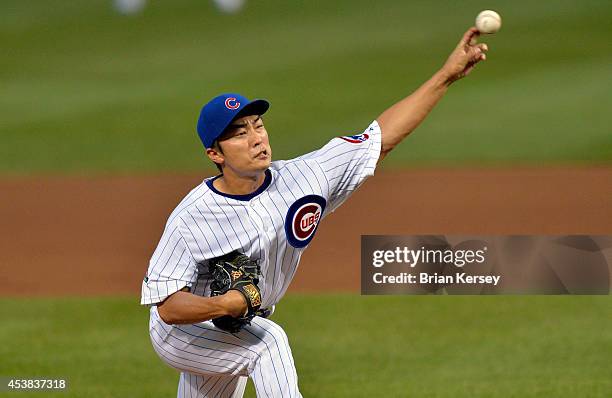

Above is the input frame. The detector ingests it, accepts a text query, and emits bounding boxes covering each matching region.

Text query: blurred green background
[2,0,611,173]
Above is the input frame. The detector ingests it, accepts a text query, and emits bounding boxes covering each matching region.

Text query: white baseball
[475,10,502,34]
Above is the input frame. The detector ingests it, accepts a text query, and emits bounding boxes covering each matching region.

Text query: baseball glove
[208,251,262,333]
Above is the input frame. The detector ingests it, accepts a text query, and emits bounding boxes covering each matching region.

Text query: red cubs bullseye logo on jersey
[224,97,240,110]
[339,133,369,143]
[285,195,327,248]
[293,203,322,240]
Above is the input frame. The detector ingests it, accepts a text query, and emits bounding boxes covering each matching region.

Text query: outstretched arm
[377,27,488,162]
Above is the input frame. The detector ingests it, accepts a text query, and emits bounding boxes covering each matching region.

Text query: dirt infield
[1,167,610,296]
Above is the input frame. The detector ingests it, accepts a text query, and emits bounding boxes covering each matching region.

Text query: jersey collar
[206,169,272,201]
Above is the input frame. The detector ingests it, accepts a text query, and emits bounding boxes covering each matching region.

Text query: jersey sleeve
[301,120,382,213]
[140,220,198,306]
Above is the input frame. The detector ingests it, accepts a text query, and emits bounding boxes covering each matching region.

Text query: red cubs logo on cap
[225,97,240,110]
[339,133,369,143]
[285,195,327,248]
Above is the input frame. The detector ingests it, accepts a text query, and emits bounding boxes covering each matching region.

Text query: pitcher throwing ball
[141,27,488,397]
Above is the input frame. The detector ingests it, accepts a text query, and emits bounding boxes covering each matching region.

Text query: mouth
[255,149,269,160]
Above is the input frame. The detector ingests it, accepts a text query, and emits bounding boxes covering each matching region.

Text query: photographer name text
[370,246,500,286]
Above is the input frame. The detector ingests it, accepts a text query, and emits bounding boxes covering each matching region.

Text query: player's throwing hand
[440,27,489,83]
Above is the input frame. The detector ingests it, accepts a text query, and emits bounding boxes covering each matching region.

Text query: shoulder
[285,121,381,164]
[270,157,324,177]
[271,158,310,170]
[165,179,215,228]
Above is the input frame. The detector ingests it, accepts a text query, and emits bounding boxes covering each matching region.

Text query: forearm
[377,71,450,161]
[157,290,246,325]
[375,27,487,162]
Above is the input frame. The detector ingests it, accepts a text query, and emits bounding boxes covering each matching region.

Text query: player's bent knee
[253,318,288,342]
[268,322,289,345]
[248,318,293,361]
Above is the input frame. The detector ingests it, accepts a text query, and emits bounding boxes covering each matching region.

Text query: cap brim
[235,99,270,119]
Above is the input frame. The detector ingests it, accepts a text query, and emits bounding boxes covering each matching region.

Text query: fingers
[469,42,489,62]
[447,27,490,81]
[473,50,486,62]
[477,43,488,60]
[463,53,486,76]
[460,27,480,47]
[463,45,487,77]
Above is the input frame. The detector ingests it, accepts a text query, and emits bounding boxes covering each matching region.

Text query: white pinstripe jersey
[141,121,381,308]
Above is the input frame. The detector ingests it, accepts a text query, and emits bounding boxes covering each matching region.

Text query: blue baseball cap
[197,93,270,149]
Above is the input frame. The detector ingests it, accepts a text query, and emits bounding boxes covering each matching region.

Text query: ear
[206,148,224,167]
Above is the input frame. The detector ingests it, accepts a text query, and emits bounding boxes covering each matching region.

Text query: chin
[256,157,272,170]
[243,162,270,177]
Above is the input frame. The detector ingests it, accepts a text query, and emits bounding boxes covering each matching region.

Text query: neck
[214,169,267,196]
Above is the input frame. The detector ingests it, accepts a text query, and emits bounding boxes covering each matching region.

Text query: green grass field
[2,0,611,173]
[1,295,610,397]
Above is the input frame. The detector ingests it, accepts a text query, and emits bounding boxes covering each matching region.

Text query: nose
[247,124,263,146]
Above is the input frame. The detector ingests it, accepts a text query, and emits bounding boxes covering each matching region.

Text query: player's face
[213,114,272,176]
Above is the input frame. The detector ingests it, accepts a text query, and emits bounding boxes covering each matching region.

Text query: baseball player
[141,28,488,397]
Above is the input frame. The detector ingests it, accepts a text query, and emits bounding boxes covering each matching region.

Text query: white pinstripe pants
[149,306,302,397]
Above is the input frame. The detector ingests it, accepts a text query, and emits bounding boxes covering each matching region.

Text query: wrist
[432,70,453,89]
[221,290,248,317]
